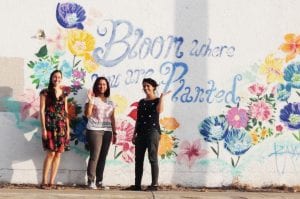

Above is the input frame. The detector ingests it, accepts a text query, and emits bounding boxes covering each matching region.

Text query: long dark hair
[48,70,62,103]
[93,76,110,97]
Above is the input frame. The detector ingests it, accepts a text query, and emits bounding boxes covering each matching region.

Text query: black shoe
[146,185,158,191]
[125,185,142,191]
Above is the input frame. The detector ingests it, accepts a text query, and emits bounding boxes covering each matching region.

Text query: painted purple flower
[226,107,249,128]
[280,103,300,129]
[56,3,86,29]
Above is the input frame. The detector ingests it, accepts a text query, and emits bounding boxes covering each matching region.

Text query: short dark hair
[93,76,110,97]
[142,78,158,90]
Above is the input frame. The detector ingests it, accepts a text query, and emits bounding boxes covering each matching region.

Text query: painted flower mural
[226,107,248,128]
[114,119,135,163]
[56,2,86,29]
[279,33,300,62]
[198,115,228,158]
[158,117,180,159]
[224,128,252,167]
[177,139,208,168]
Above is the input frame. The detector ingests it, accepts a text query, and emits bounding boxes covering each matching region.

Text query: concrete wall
[1,0,300,187]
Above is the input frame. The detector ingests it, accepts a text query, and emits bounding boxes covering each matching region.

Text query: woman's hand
[66,129,70,140]
[112,133,117,144]
[87,89,95,103]
[42,129,47,140]
[132,134,137,145]
[160,90,171,98]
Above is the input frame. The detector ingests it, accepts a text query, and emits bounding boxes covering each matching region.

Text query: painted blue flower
[198,115,229,142]
[276,83,291,101]
[60,60,72,78]
[283,62,300,88]
[56,3,86,29]
[280,103,300,129]
[224,128,252,156]
[73,117,88,143]
[34,61,53,85]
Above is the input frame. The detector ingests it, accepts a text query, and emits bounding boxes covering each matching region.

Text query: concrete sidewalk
[0,189,299,199]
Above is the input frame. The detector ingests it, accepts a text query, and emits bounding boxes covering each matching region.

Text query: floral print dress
[40,87,70,152]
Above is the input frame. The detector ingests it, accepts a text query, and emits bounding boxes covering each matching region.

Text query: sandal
[40,184,49,190]
[49,184,57,189]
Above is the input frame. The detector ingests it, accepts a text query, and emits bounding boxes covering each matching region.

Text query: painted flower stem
[231,156,241,168]
[72,55,76,68]
[292,131,300,141]
[210,141,219,158]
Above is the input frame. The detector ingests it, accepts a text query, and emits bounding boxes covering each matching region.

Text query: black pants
[86,130,112,183]
[135,130,160,186]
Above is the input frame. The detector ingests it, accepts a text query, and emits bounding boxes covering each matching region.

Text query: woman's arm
[111,109,117,144]
[84,90,94,117]
[84,102,94,117]
[110,109,116,134]
[156,91,171,113]
[40,94,47,139]
[65,97,70,139]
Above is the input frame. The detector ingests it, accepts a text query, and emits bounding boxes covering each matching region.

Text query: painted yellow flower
[111,94,128,115]
[67,29,95,57]
[250,130,259,145]
[259,54,284,83]
[158,134,174,156]
[83,54,99,73]
[260,128,268,138]
[160,117,180,131]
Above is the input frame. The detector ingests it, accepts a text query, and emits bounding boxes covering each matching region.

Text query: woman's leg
[49,152,61,185]
[135,135,147,187]
[147,131,160,186]
[96,131,112,184]
[42,151,55,185]
[86,130,104,183]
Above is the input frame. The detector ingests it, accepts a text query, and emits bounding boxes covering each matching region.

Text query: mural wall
[1,0,300,187]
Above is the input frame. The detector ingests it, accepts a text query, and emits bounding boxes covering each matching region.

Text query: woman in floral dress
[39,70,70,189]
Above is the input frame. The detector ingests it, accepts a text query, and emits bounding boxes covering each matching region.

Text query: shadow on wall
[171,0,209,186]
[0,87,12,111]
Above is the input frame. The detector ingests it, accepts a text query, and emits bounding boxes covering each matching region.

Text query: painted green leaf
[35,45,48,58]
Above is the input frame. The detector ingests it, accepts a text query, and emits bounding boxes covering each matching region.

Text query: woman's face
[98,79,108,94]
[51,72,62,86]
[143,82,155,95]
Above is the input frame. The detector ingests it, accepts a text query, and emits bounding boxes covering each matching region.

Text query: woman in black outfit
[130,78,170,191]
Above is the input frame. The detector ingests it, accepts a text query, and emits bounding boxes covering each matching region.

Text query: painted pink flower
[248,83,266,96]
[276,124,283,132]
[116,119,135,163]
[177,139,208,168]
[46,28,67,51]
[226,107,249,128]
[17,89,40,120]
[72,69,85,78]
[73,80,81,86]
[249,101,272,121]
